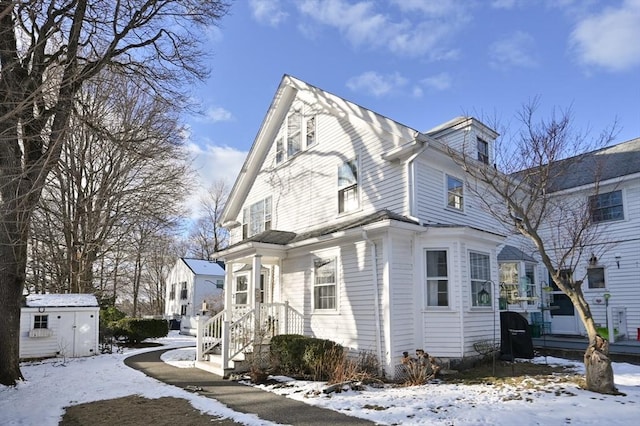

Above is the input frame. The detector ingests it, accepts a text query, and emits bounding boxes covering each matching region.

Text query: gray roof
[547,137,640,192]
[182,258,225,276]
[226,210,418,250]
[498,245,537,262]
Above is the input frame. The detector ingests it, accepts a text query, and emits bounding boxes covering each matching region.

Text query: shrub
[270,335,344,379]
[114,318,169,344]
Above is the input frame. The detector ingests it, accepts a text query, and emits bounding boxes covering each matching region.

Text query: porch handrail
[198,311,224,360]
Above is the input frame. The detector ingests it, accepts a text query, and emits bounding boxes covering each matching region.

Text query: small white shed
[20,294,100,359]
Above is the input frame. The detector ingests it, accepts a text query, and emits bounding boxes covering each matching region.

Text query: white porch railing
[197,301,304,371]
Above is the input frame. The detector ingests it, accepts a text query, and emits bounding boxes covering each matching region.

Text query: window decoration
[589,190,623,223]
[338,159,359,213]
[470,252,491,307]
[314,258,336,310]
[426,250,448,307]
[447,175,464,211]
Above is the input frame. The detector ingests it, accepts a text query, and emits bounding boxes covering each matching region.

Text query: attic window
[338,158,359,213]
[275,107,317,165]
[477,138,489,164]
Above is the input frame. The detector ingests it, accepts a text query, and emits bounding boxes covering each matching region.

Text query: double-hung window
[447,175,464,211]
[169,284,176,300]
[426,250,448,307]
[587,267,605,289]
[242,196,272,239]
[275,108,317,165]
[477,138,489,164]
[338,158,359,213]
[180,282,188,299]
[235,276,248,305]
[314,258,337,310]
[590,190,623,223]
[470,252,492,307]
[287,109,301,157]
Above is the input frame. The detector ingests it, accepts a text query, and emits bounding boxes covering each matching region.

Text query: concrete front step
[196,354,250,378]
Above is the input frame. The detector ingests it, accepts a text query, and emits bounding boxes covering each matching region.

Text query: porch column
[251,255,262,307]
[224,262,233,321]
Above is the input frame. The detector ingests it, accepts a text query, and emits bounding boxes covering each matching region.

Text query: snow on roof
[25,294,99,308]
[182,258,225,276]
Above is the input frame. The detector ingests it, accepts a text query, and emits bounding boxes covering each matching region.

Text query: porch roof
[216,210,418,263]
[498,245,537,262]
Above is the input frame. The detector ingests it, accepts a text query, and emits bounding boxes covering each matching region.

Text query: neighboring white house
[196,75,638,378]
[164,258,225,334]
[535,138,640,340]
[20,294,99,359]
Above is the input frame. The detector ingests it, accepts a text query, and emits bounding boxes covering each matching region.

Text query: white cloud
[569,0,640,72]
[249,0,289,27]
[489,31,538,70]
[205,106,233,123]
[346,71,407,97]
[420,72,453,91]
[297,0,468,59]
[184,142,247,216]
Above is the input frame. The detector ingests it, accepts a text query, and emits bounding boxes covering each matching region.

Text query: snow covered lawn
[2,332,639,425]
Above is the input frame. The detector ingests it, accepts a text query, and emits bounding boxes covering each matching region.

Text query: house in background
[164,258,225,335]
[537,138,640,341]
[20,294,99,359]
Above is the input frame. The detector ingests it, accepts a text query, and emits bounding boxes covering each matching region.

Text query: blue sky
[183,0,640,209]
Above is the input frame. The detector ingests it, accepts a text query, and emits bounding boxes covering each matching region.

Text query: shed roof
[182,258,226,276]
[498,245,537,263]
[25,294,99,308]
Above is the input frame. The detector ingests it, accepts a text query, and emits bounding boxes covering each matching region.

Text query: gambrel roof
[220,74,430,228]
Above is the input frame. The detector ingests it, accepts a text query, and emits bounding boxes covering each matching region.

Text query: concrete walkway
[124,349,375,426]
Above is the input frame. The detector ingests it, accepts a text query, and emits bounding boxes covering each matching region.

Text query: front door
[549,270,579,335]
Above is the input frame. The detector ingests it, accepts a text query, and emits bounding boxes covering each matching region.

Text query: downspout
[362,229,384,377]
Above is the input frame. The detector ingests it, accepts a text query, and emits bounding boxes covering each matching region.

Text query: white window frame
[589,190,624,223]
[242,196,272,239]
[274,106,317,165]
[425,249,449,308]
[477,137,489,164]
[587,267,606,289]
[33,314,48,329]
[338,157,359,214]
[313,257,337,311]
[446,175,464,211]
[235,275,248,305]
[470,251,492,308]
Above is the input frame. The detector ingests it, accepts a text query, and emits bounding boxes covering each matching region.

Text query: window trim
[477,137,489,164]
[313,257,338,312]
[274,106,317,165]
[338,157,360,214]
[234,275,249,305]
[470,251,492,308]
[587,267,606,289]
[242,196,273,239]
[589,190,624,223]
[446,175,464,212]
[33,314,48,329]
[425,249,449,308]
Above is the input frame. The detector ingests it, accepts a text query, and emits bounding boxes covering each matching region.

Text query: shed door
[58,311,97,357]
